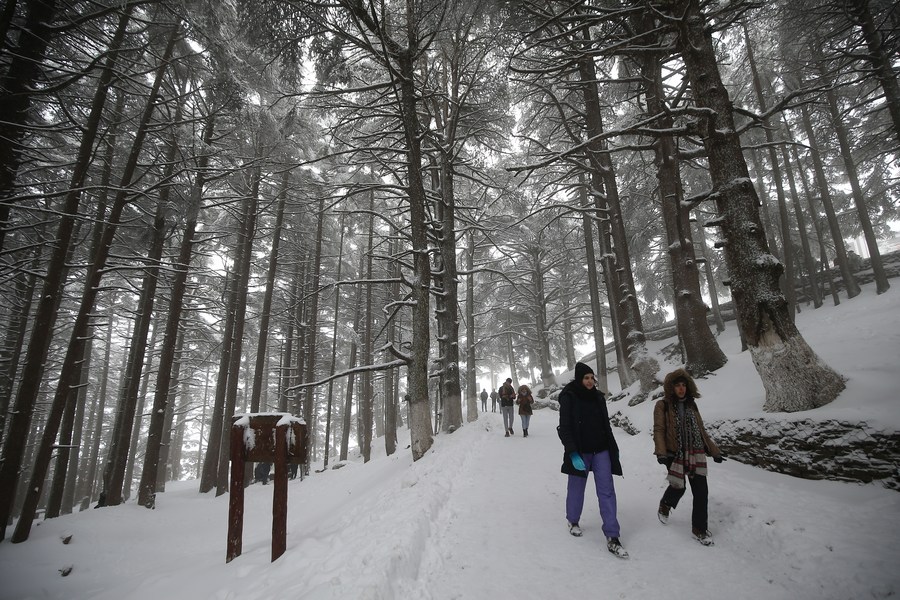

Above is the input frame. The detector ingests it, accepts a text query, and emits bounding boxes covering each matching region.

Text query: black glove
[713,455,725,463]
[656,455,668,465]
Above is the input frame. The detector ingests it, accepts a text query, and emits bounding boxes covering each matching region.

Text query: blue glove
[570,452,586,471]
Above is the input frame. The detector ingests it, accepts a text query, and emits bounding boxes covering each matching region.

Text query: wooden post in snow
[226,413,307,563]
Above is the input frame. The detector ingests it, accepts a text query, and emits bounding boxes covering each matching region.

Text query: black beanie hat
[574,362,594,382]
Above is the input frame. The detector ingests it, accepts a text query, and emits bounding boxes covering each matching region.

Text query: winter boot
[524,428,528,437]
[568,522,583,537]
[692,528,714,546]
[606,537,629,559]
[658,502,670,525]
[505,430,510,438]
[509,428,514,435]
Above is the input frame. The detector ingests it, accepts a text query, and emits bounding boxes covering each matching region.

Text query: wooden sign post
[226,413,307,563]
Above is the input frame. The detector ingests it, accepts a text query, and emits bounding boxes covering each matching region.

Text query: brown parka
[652,369,721,458]
[516,386,534,415]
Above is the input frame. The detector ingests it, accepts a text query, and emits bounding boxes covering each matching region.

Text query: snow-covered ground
[1,284,899,600]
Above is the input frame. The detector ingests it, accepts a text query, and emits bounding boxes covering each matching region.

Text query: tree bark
[658,0,844,412]
[79,303,116,510]
[848,0,900,146]
[0,0,58,254]
[576,49,653,391]
[777,116,822,308]
[301,195,326,465]
[214,173,260,495]
[361,196,375,460]
[578,172,609,392]
[821,79,890,294]
[0,7,133,540]
[104,201,168,506]
[11,23,178,541]
[633,17,726,375]
[323,218,347,468]
[137,111,213,507]
[434,157,464,432]
[743,21,797,317]
[796,99,859,297]
[464,231,478,422]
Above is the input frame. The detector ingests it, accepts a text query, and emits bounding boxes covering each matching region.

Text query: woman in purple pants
[557,362,628,558]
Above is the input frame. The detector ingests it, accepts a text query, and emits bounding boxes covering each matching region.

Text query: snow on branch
[286,359,409,391]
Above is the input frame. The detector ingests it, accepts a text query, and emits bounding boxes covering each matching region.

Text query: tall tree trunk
[743,21,797,317]
[280,265,300,413]
[397,51,434,460]
[137,111,212,507]
[578,172,609,392]
[195,364,212,480]
[848,0,900,145]
[505,308,518,388]
[778,116,822,308]
[0,8,133,540]
[199,267,237,492]
[157,326,186,489]
[0,264,37,444]
[104,199,169,506]
[324,218,347,468]
[340,247,366,462]
[214,172,260,496]
[659,0,844,412]
[634,19,726,375]
[79,303,116,510]
[821,78,890,294]
[576,50,650,390]
[434,158,464,432]
[44,338,88,518]
[464,231,478,422]
[788,140,838,306]
[301,196,327,466]
[249,171,289,416]
[691,221,726,333]
[561,293,577,372]
[796,85,859,297]
[749,149,781,255]
[528,246,556,388]
[0,0,58,254]
[361,198,375,460]
[11,24,179,541]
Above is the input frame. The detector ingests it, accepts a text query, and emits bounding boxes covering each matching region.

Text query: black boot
[524,428,528,437]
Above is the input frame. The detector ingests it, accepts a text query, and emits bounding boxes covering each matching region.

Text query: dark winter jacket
[652,368,720,458]
[499,382,516,407]
[557,379,622,478]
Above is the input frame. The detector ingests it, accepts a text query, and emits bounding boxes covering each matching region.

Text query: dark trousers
[661,474,708,531]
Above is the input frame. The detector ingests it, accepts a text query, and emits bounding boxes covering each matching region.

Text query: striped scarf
[667,401,707,489]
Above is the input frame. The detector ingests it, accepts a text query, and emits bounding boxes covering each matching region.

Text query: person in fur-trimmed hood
[653,368,724,546]
[557,362,628,558]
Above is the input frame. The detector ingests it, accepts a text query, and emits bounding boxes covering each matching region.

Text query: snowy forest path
[398,409,900,600]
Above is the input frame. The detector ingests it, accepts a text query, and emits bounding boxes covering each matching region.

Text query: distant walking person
[558,362,628,558]
[653,368,724,546]
[516,384,535,437]
[254,462,271,485]
[499,378,516,436]
[490,389,498,412]
[480,388,488,412]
